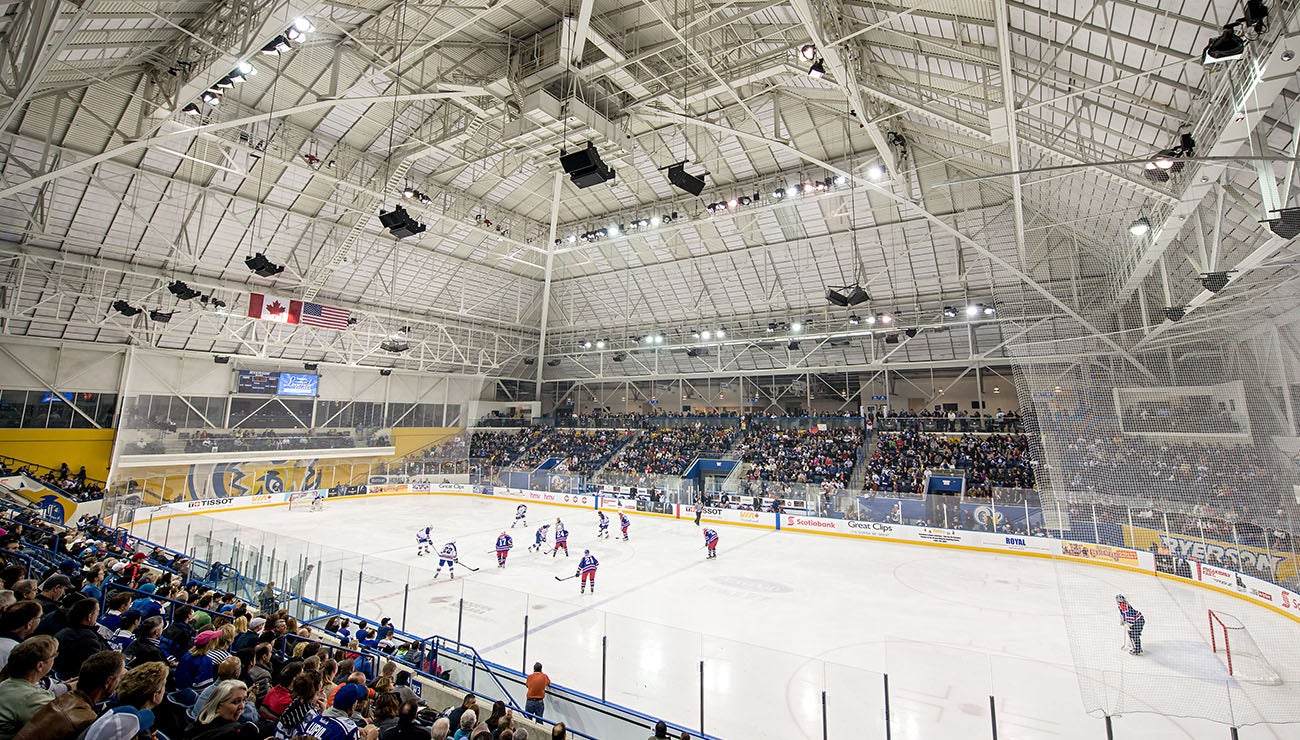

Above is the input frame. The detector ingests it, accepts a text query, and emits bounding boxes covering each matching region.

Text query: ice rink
[174,494,1300,740]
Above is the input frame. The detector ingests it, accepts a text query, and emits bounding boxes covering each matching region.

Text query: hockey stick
[554,574,578,582]
[456,560,480,572]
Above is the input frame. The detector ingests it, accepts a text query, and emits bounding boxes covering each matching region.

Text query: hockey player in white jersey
[416,525,434,556]
[433,541,458,579]
[597,511,610,539]
[512,503,528,528]
[529,524,550,552]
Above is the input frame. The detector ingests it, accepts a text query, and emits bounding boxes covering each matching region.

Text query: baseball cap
[42,574,73,590]
[131,552,147,561]
[110,561,127,573]
[333,682,368,710]
[249,617,266,630]
[83,705,155,740]
[193,630,221,647]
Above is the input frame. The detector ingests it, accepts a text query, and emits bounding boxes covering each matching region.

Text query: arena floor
[181,494,1300,740]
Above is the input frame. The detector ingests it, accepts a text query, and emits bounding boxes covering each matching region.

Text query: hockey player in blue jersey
[1116,594,1145,655]
[576,549,599,593]
[433,541,458,579]
[496,531,514,568]
[529,524,550,552]
[552,521,570,557]
[619,513,630,541]
[597,511,610,539]
[704,528,719,558]
[512,503,528,528]
[416,525,434,556]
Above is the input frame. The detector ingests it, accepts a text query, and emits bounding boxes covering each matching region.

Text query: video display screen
[276,372,319,397]
[236,370,280,395]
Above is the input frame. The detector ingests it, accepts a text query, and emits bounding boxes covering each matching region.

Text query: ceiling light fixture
[799,43,818,61]
[1203,23,1247,64]
[808,58,827,79]
[1200,271,1231,293]
[867,164,885,180]
[1129,217,1151,236]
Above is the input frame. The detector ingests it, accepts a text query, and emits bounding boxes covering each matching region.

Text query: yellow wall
[0,429,115,481]
[390,427,461,457]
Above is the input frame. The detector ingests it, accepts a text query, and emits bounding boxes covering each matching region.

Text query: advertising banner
[1060,541,1141,568]
[1122,525,1295,581]
[0,474,79,523]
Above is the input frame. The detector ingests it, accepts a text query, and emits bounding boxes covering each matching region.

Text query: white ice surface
[181,495,1300,740]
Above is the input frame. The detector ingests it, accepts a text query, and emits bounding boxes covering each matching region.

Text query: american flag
[299,301,350,330]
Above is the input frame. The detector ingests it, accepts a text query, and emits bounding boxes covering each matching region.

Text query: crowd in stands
[511,430,630,474]
[0,506,595,740]
[862,431,1035,496]
[737,427,863,487]
[0,460,103,502]
[870,407,1022,433]
[183,430,359,454]
[605,427,739,477]
[1056,435,1291,518]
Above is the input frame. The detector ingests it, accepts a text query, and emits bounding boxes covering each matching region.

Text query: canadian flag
[247,293,301,324]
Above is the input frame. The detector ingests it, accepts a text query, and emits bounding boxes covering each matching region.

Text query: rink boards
[126,483,1300,626]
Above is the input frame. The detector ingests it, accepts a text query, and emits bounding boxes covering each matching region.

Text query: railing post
[163,518,171,549]
[146,511,154,541]
[521,614,529,674]
[600,635,607,702]
[989,695,998,740]
[183,524,191,556]
[1104,715,1113,739]
[313,558,322,606]
[401,583,409,632]
[355,570,363,613]
[821,690,828,740]
[336,569,343,609]
[883,673,891,740]
[699,659,705,736]
[456,598,464,644]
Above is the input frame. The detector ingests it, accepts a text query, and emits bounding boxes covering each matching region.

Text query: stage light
[111,300,142,317]
[942,306,958,318]
[790,184,802,195]
[716,328,726,338]
[201,91,220,106]
[727,198,738,209]
[245,253,285,278]
[608,225,620,236]
[1201,272,1231,293]
[613,352,627,362]
[595,340,606,349]
[877,313,892,324]
[773,188,786,199]
[380,339,410,353]
[867,164,884,180]
[582,341,593,349]
[650,216,661,226]
[966,304,980,317]
[523,358,535,365]
[787,341,801,350]
[834,175,848,186]
[808,59,826,79]
[380,369,392,376]
[213,77,234,89]
[148,310,172,323]
[168,280,201,300]
[904,328,918,338]
[182,103,201,116]
[1129,217,1151,236]
[667,163,706,196]
[261,36,292,54]
[547,359,561,367]
[237,61,256,75]
[700,330,711,340]
[790,321,802,332]
[654,334,665,344]
[559,143,616,188]
[983,305,996,315]
[799,43,818,61]
[1163,306,1185,322]
[767,323,778,332]
[1203,24,1246,64]
[848,315,860,325]
[292,16,315,33]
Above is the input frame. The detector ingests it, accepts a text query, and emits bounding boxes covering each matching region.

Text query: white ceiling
[1,0,1298,383]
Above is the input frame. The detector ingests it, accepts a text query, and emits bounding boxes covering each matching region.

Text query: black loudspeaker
[1269,207,1300,239]
[667,164,705,196]
[560,144,615,188]
[379,207,408,229]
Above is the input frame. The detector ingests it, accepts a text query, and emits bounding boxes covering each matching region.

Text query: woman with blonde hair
[206,623,238,668]
[190,679,261,739]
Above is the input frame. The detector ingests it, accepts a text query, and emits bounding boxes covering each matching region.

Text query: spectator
[245,642,273,700]
[550,723,566,740]
[0,602,42,672]
[125,616,167,668]
[381,697,431,740]
[0,635,60,738]
[13,650,123,740]
[484,701,508,735]
[393,670,418,706]
[260,661,303,721]
[189,679,261,739]
[308,682,378,740]
[53,598,109,678]
[97,592,132,633]
[34,575,72,617]
[649,720,669,739]
[453,709,477,740]
[447,694,478,732]
[8,584,33,606]
[512,730,527,740]
[0,594,13,612]
[525,663,550,718]
[108,610,140,651]
[273,667,322,737]
[190,657,259,724]
[372,692,401,735]
[80,661,167,740]
[428,716,450,740]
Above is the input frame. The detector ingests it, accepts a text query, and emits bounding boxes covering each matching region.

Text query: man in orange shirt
[525,662,550,718]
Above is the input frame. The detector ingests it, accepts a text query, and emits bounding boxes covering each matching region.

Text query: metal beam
[0,0,99,135]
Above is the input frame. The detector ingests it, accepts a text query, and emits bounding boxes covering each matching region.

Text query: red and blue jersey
[555,526,569,543]
[620,514,630,529]
[578,554,599,574]
[704,529,718,546]
[1118,603,1143,624]
[496,533,513,551]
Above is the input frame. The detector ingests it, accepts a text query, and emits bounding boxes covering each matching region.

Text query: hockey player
[1116,594,1145,655]
[495,531,514,568]
[619,513,630,541]
[576,549,599,594]
[552,521,570,557]
[416,525,434,556]
[512,503,528,528]
[529,524,550,552]
[597,511,610,539]
[310,491,326,511]
[433,541,458,579]
[704,528,719,558]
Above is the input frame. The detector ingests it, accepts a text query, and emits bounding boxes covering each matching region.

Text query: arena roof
[2,0,1298,382]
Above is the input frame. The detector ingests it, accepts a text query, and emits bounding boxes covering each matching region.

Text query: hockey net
[287,491,322,512]
[1208,609,1283,686]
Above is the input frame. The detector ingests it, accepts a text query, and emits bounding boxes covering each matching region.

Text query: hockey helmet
[584,549,590,554]
[1114,594,1126,603]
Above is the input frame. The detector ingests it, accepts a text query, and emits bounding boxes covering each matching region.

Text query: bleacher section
[736,426,864,487]
[604,426,740,477]
[865,430,1035,495]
